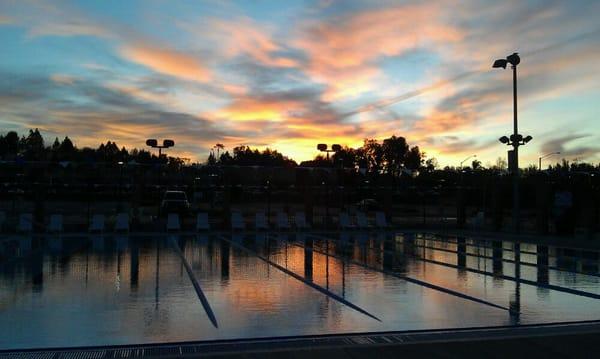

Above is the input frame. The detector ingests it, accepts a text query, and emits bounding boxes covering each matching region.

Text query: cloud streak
[120,44,212,82]
[1,0,599,164]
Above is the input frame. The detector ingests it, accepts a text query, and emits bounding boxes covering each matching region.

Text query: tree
[214,143,224,158]
[52,137,61,151]
[299,154,331,167]
[492,157,508,171]
[207,152,217,165]
[4,131,19,154]
[332,146,358,169]
[405,146,423,170]
[424,158,438,172]
[23,128,45,160]
[363,139,384,174]
[382,135,409,176]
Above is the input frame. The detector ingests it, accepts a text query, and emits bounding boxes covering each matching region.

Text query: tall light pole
[317,143,341,161]
[539,152,560,171]
[118,161,124,208]
[460,154,477,168]
[146,139,175,158]
[494,52,532,233]
[146,139,175,191]
[317,144,341,228]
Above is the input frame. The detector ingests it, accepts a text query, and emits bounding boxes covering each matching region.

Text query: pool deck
[2,321,600,359]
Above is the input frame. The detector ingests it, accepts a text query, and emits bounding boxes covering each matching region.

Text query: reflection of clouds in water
[2,234,600,348]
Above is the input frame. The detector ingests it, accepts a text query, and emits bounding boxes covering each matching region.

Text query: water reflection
[1,233,600,350]
[510,242,521,324]
[492,240,503,277]
[304,237,313,281]
[130,238,139,290]
[537,245,549,285]
[221,239,230,282]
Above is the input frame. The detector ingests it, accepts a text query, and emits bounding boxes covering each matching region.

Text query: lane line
[218,235,381,322]
[284,234,511,313]
[404,240,600,279]
[169,236,218,328]
[414,233,600,266]
[312,233,600,302]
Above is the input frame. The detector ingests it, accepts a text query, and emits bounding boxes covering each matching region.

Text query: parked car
[356,198,380,211]
[160,190,190,216]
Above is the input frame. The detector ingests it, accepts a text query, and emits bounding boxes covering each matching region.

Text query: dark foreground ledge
[3,321,600,359]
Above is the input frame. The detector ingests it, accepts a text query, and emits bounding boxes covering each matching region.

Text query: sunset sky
[1,0,599,166]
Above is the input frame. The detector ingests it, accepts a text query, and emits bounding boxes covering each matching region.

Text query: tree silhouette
[382,135,409,175]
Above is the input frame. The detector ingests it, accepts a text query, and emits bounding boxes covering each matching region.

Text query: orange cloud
[50,74,76,85]
[0,15,12,25]
[413,110,474,135]
[211,96,301,123]
[295,3,463,100]
[120,44,211,82]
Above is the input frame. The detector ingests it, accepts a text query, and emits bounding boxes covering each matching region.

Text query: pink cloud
[120,44,211,82]
[184,17,298,68]
[295,3,463,100]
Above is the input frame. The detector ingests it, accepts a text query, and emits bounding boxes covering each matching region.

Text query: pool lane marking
[218,235,381,322]
[423,231,600,258]
[311,233,600,302]
[412,234,600,267]
[295,233,511,312]
[379,236,600,301]
[403,249,600,301]
[169,236,219,328]
[403,241,600,279]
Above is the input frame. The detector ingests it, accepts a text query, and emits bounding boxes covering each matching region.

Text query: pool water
[1,232,600,349]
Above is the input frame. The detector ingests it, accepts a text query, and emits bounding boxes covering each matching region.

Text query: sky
[0,0,599,166]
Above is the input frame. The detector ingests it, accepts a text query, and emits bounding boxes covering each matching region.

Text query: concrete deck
[3,321,600,359]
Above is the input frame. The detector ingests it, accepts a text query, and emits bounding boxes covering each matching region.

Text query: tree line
[206,135,426,175]
[0,129,183,165]
[2,129,597,176]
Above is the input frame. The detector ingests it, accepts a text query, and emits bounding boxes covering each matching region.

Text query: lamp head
[507,52,520,66]
[146,139,158,147]
[493,59,508,69]
[499,136,510,144]
[163,139,175,148]
[523,135,532,144]
[317,143,327,151]
[331,144,342,152]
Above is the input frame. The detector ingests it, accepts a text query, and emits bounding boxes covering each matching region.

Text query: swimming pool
[1,232,600,350]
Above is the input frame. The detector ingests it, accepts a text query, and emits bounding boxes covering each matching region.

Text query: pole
[119,164,123,207]
[512,64,520,233]
[267,181,271,226]
[539,157,542,171]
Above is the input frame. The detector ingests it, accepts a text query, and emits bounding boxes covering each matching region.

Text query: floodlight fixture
[163,139,175,148]
[146,138,175,157]
[493,59,508,69]
[146,139,158,147]
[507,53,520,66]
[317,142,342,161]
